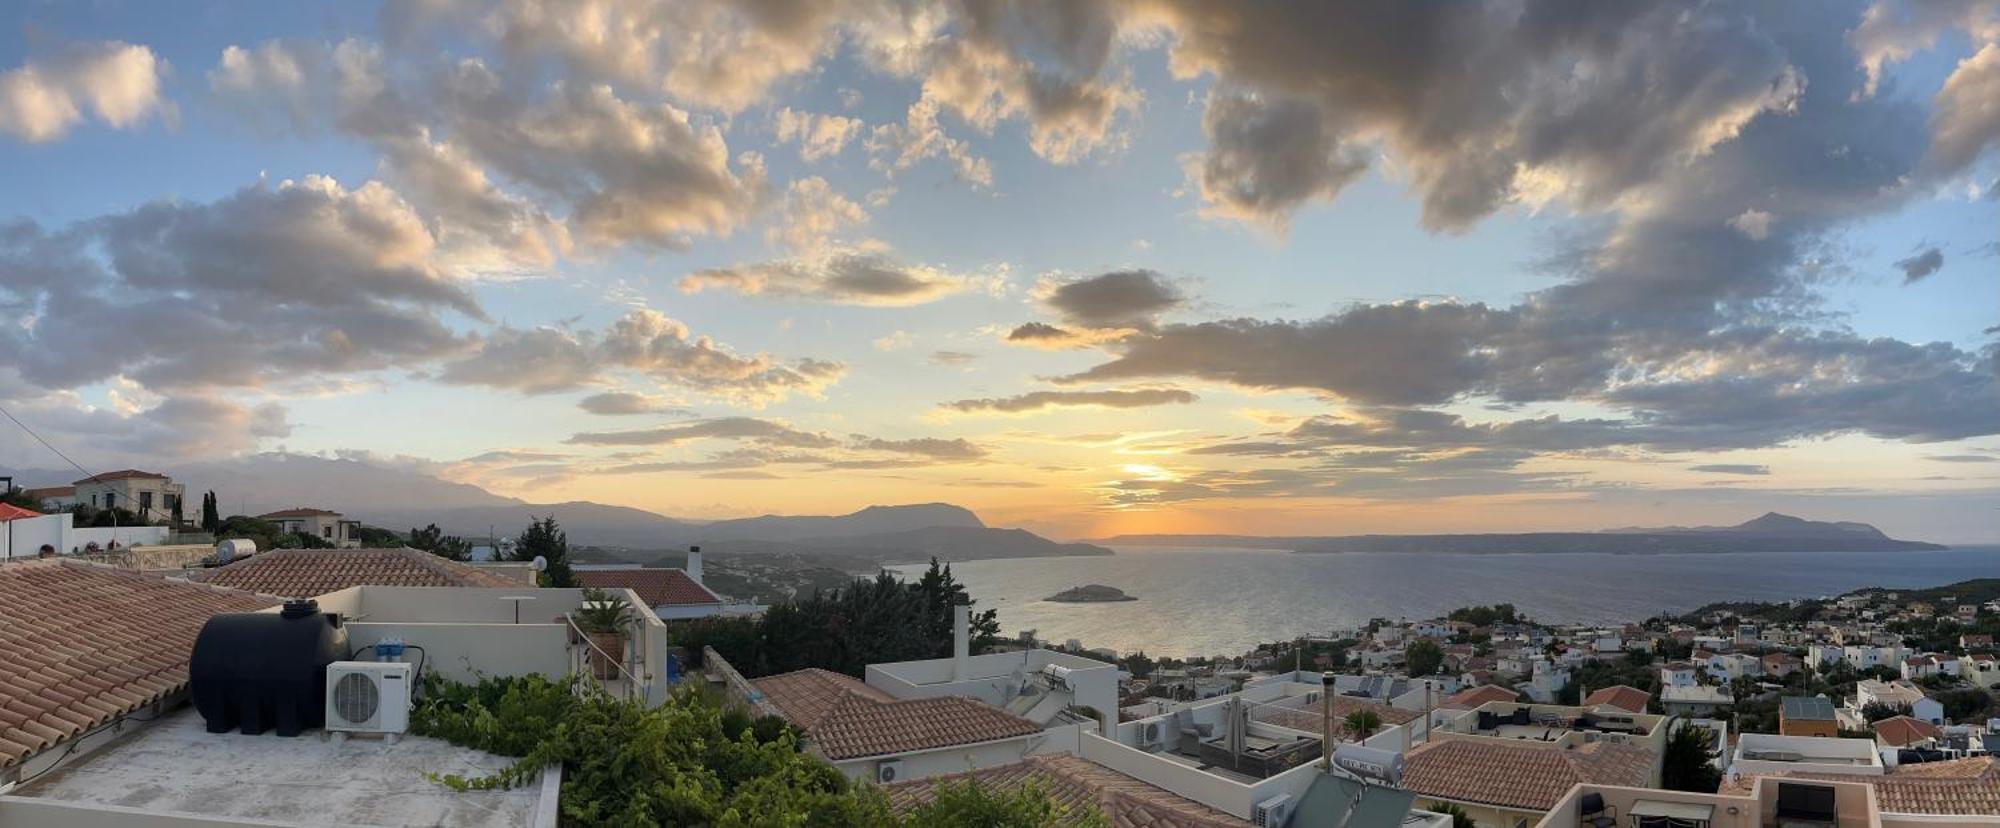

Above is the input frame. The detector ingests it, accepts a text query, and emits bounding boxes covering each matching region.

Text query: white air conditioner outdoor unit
[875,759,905,784]
[1142,721,1162,746]
[1252,793,1294,827]
[326,661,412,738]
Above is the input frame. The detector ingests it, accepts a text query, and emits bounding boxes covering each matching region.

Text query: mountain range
[8,454,1104,561]
[1098,513,1945,554]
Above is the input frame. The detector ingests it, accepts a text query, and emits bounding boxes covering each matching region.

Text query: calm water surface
[890,545,2000,658]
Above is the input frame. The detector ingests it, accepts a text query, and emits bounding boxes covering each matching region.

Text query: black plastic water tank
[190,598,347,737]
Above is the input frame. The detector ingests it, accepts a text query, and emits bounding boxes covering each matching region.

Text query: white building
[73,469,185,524]
[1661,685,1734,717]
[574,548,735,620]
[259,507,361,547]
[1659,662,1699,688]
[1851,679,1945,726]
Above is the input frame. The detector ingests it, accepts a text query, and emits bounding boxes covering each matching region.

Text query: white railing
[562,614,641,701]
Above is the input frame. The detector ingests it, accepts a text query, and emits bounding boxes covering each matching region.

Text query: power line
[0,402,102,484]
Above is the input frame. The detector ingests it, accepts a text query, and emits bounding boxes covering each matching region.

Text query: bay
[890,545,2000,658]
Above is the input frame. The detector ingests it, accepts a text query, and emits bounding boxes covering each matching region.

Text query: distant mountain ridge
[1100,512,1944,554]
[111,454,1092,559]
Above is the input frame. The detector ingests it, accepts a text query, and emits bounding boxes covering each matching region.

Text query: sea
[889,545,2000,659]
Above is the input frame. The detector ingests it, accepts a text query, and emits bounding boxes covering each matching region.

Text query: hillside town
[0,468,1997,827]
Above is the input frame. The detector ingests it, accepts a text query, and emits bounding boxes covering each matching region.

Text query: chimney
[686,545,703,585]
[952,597,971,681]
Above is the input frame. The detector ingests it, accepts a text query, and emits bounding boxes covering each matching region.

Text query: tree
[1661,721,1723,792]
[169,496,184,528]
[0,486,43,512]
[214,515,285,550]
[1432,802,1476,828]
[518,515,575,587]
[1406,639,1444,677]
[1343,709,1382,739]
[1862,701,1912,723]
[352,525,404,547]
[409,523,472,561]
[1728,675,1759,706]
[200,491,220,534]
[199,488,221,532]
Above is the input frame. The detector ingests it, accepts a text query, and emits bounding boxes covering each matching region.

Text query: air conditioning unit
[1142,721,1163,746]
[1252,793,1294,827]
[325,661,412,738]
[875,759,905,784]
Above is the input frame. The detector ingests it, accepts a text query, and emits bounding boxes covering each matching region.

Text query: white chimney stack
[952,599,970,681]
[686,545,703,585]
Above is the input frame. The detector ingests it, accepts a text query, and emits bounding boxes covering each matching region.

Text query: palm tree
[1343,709,1383,739]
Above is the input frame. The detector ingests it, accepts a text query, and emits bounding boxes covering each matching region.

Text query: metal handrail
[563,614,641,700]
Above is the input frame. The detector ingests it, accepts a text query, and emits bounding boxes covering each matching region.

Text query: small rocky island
[1046,584,1137,603]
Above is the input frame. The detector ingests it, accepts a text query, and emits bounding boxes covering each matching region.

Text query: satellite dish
[531,555,548,571]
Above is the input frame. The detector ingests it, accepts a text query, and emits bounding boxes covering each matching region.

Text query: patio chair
[1579,792,1617,828]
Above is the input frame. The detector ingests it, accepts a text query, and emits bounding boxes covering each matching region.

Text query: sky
[0,0,1996,541]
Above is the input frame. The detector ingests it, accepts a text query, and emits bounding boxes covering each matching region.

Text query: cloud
[438,309,844,405]
[680,250,985,306]
[1928,454,1998,463]
[0,40,167,142]
[1727,210,1774,241]
[1148,2,1806,231]
[1182,91,1369,233]
[773,108,863,161]
[1895,247,1946,282]
[929,350,978,366]
[1688,464,1772,476]
[577,391,693,416]
[210,39,768,252]
[1038,269,1184,330]
[1850,0,2000,97]
[940,388,1198,415]
[873,330,912,351]
[848,436,989,460]
[866,98,994,187]
[0,175,476,394]
[567,416,837,448]
[766,176,867,253]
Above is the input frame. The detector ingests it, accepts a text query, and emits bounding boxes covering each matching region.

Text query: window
[104,492,115,509]
[140,492,154,514]
[323,525,333,538]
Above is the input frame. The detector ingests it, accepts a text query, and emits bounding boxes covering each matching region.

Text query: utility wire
[0,401,121,530]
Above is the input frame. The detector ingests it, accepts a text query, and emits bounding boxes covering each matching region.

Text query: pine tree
[517,515,574,587]
[1661,720,1723,792]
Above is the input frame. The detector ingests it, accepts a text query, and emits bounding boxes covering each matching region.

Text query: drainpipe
[953,596,971,681]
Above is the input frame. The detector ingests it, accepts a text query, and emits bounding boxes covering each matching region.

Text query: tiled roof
[1402,738,1655,811]
[258,508,343,518]
[1253,696,1418,738]
[0,560,279,767]
[888,753,1247,827]
[21,486,73,499]
[1441,685,1519,709]
[73,469,168,484]
[1873,715,1943,747]
[575,568,720,607]
[0,503,42,521]
[191,547,520,597]
[752,668,1042,760]
[1730,757,2000,815]
[1584,685,1651,714]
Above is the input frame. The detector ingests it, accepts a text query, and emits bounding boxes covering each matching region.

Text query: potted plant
[574,588,634,680]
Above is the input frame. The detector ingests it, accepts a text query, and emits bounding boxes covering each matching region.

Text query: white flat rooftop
[9,709,546,828]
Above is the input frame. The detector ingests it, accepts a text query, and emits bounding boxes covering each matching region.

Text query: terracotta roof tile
[888,753,1248,827]
[575,568,720,607]
[1441,685,1519,709]
[752,668,1041,760]
[1402,738,1655,811]
[72,469,168,484]
[1584,685,1651,714]
[1873,715,1943,748]
[0,560,279,767]
[1731,757,2000,815]
[191,548,519,597]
